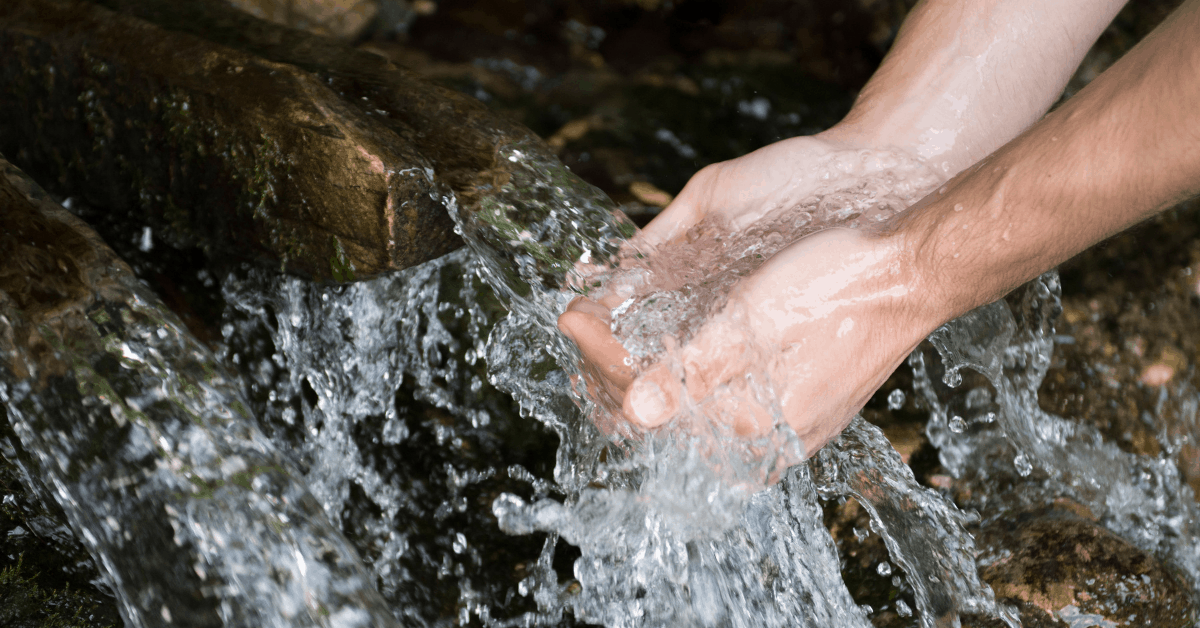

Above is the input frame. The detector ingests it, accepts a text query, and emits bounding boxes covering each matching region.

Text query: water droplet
[943,368,962,388]
[138,226,154,252]
[1014,453,1033,477]
[896,600,912,617]
[853,527,870,542]
[887,389,906,411]
[876,561,892,576]
[949,416,966,434]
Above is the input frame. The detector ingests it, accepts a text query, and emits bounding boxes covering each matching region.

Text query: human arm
[633,0,1129,249]
[612,0,1200,454]
[894,0,1200,319]
[561,0,1200,456]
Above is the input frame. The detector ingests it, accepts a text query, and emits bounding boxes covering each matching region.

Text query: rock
[0,0,445,281]
[1,0,569,281]
[95,0,563,207]
[1040,201,1200,491]
[977,507,1198,628]
[0,153,400,626]
[227,0,379,39]
[0,452,122,628]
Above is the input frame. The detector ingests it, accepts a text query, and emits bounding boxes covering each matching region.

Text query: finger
[619,318,756,430]
[689,371,776,438]
[565,296,612,323]
[557,309,635,389]
[679,320,757,401]
[633,201,696,250]
[634,164,720,249]
[622,363,681,428]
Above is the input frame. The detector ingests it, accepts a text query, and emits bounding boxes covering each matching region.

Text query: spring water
[5,141,1200,627]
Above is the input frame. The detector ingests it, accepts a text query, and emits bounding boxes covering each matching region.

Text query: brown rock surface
[0,0,568,281]
[227,0,379,39]
[0,0,450,281]
[95,0,568,231]
[977,507,1198,628]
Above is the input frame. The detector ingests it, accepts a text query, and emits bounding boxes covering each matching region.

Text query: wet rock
[97,0,577,240]
[227,0,379,39]
[0,0,445,281]
[977,507,1198,627]
[1,0,568,281]
[1041,201,1200,491]
[0,153,400,625]
[0,452,121,628]
[129,0,564,185]
[821,496,921,625]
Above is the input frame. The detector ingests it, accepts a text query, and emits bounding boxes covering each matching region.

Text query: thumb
[557,302,635,389]
[621,316,758,429]
[634,164,721,249]
[622,364,681,428]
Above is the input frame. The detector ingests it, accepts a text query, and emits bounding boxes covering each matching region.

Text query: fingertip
[564,296,612,321]
[635,198,696,250]
[557,310,635,388]
[556,309,587,341]
[623,367,678,428]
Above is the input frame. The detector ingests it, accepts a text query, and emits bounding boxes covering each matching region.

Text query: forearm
[895,0,1200,322]
[825,0,1127,177]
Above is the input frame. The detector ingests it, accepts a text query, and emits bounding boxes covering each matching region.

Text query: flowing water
[4,139,1200,628]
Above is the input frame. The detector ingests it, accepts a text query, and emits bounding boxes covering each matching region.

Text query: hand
[632,130,899,250]
[560,228,940,457]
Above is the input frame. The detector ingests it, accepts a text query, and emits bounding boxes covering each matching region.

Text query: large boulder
[0,0,570,281]
[226,0,379,40]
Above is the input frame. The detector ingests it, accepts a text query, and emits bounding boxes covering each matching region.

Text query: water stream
[4,139,1200,628]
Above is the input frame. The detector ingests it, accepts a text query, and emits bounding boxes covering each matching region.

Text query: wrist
[876,159,1030,329]
[863,204,968,342]
[875,226,959,348]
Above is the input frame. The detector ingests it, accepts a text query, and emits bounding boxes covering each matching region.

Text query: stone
[1,0,568,281]
[94,0,562,205]
[227,0,378,39]
[977,507,1198,628]
[0,0,446,281]
[0,153,400,625]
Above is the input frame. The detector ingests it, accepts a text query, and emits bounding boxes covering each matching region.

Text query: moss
[0,457,119,628]
[0,558,117,628]
[329,235,357,283]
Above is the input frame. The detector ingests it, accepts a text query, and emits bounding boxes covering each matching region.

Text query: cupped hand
[631,130,896,250]
[559,228,940,457]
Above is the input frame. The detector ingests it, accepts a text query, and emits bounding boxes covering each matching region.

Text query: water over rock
[0,153,399,626]
[977,505,1197,627]
[0,0,567,282]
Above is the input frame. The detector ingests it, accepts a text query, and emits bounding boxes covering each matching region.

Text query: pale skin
[559,0,1200,457]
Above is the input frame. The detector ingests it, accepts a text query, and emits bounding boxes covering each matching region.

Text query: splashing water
[919,273,1200,587]
[462,144,1022,628]
[7,136,1200,628]
[0,251,399,627]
